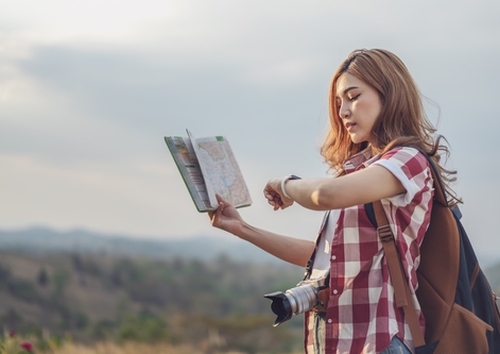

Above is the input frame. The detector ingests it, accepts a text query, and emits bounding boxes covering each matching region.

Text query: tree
[37,267,49,287]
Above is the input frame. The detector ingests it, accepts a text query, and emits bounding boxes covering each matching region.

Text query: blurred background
[1,0,499,352]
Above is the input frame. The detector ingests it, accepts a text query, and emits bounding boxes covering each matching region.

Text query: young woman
[209,49,459,354]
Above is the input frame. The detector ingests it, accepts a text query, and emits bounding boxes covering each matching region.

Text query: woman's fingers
[263,178,295,211]
[208,199,224,227]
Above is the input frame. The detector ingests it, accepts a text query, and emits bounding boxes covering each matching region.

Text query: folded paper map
[165,130,252,212]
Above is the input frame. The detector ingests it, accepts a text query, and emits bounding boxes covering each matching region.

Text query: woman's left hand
[263,178,294,211]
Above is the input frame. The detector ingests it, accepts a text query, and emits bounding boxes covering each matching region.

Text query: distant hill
[2,226,499,268]
[0,227,290,265]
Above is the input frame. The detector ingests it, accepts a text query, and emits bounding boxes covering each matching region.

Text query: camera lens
[263,291,293,327]
[286,284,318,315]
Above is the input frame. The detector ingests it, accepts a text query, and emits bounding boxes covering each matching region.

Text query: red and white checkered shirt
[304,147,434,354]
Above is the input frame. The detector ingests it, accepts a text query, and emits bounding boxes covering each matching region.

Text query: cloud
[0,0,499,260]
[0,151,189,236]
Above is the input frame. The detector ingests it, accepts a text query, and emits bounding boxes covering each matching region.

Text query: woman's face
[335,73,381,145]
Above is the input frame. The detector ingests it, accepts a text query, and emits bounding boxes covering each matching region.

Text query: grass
[51,342,223,354]
[0,332,303,354]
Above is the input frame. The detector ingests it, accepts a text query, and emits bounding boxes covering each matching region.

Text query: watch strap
[281,174,301,199]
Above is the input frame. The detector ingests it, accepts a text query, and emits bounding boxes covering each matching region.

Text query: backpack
[368,148,500,354]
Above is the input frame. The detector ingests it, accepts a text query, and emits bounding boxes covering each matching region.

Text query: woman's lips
[345,122,356,131]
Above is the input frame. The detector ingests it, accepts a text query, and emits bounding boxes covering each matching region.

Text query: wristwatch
[281,174,301,199]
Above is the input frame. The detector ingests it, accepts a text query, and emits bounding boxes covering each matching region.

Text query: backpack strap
[410,146,449,209]
[373,200,426,347]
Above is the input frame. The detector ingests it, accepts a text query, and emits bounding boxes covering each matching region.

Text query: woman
[209,49,459,354]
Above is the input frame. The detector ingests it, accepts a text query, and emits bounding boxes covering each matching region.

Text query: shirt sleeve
[372,147,432,207]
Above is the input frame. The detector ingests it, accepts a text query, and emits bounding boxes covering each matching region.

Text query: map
[194,136,252,210]
[165,131,252,212]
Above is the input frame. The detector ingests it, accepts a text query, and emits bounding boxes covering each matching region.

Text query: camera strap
[303,211,331,281]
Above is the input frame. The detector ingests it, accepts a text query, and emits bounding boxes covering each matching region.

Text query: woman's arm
[264,165,405,211]
[209,195,315,267]
[237,223,315,267]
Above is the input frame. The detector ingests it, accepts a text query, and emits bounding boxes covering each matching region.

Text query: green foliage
[7,279,42,303]
[0,251,305,353]
[1,250,498,353]
[0,332,35,354]
[52,268,71,296]
[0,309,23,330]
[0,328,74,354]
[86,319,115,341]
[37,267,49,287]
[0,262,11,284]
[109,259,142,287]
[170,313,303,353]
[116,312,168,343]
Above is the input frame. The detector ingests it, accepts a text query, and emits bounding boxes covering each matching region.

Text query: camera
[263,277,329,327]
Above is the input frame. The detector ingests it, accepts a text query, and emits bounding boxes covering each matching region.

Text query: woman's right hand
[208,194,244,236]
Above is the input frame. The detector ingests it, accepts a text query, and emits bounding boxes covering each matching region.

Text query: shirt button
[331,255,337,261]
[332,289,338,295]
[327,318,333,324]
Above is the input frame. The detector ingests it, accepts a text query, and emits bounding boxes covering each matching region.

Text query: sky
[1,0,499,262]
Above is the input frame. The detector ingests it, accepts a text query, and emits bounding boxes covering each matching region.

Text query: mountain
[0,227,288,265]
[1,226,499,270]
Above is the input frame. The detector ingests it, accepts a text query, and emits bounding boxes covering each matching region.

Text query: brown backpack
[372,151,500,354]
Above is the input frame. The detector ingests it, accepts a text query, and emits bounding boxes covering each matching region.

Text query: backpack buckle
[377,225,393,242]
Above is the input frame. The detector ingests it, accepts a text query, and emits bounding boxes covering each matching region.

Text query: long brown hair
[321,49,461,205]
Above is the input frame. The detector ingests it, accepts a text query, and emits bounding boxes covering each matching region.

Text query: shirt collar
[342,146,381,174]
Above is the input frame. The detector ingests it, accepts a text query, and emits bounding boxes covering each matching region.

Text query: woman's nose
[339,104,350,119]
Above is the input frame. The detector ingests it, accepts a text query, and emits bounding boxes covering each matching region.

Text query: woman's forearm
[282,165,405,211]
[236,222,315,267]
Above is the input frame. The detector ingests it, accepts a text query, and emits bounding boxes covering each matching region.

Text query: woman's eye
[349,94,360,101]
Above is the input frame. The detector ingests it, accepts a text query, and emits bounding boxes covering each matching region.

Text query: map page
[165,132,252,212]
[165,136,212,212]
[191,135,252,211]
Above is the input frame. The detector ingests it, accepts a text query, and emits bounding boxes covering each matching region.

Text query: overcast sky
[1,0,499,262]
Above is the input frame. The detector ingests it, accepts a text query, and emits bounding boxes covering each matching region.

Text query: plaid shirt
[304,147,434,354]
